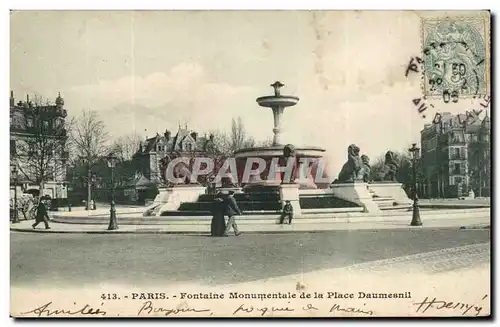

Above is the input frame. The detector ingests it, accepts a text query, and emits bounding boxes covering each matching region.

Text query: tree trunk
[39,181,44,198]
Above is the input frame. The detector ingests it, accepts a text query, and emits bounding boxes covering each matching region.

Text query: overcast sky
[10,10,489,173]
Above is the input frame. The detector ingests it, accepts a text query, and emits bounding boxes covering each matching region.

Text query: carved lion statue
[283,144,296,158]
[281,144,297,184]
[361,154,371,182]
[382,150,399,182]
[337,144,364,182]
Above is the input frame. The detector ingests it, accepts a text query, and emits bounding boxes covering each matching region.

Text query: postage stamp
[421,13,491,99]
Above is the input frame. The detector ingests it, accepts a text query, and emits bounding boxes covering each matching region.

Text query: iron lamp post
[91,173,97,210]
[10,163,19,224]
[79,156,92,211]
[409,143,422,226]
[64,182,72,212]
[106,153,119,230]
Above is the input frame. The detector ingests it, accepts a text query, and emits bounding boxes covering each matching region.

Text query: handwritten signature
[137,300,211,316]
[232,303,295,316]
[232,303,374,316]
[21,301,107,317]
[329,303,374,316]
[414,295,488,316]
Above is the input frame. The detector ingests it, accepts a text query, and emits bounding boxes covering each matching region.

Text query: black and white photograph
[8,9,491,318]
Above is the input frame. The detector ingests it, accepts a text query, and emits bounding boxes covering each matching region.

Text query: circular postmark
[423,19,486,99]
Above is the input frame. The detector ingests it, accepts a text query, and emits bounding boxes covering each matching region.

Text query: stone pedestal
[279,183,302,216]
[144,185,207,216]
[329,182,381,213]
[368,182,412,205]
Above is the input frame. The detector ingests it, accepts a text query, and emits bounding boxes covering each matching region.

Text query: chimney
[164,129,171,140]
[10,91,14,107]
[191,132,198,140]
[26,94,32,107]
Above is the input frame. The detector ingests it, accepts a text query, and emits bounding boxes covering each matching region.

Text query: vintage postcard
[9,10,491,318]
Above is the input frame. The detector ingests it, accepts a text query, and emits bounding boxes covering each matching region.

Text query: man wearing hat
[32,195,51,229]
[223,191,242,236]
[280,200,294,224]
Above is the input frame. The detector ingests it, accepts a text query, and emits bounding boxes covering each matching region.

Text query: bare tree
[208,131,232,155]
[69,110,109,209]
[13,95,69,193]
[112,133,142,161]
[208,117,256,157]
[231,117,255,151]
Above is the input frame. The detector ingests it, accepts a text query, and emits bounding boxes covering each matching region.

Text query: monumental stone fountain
[234,81,330,189]
[137,81,411,217]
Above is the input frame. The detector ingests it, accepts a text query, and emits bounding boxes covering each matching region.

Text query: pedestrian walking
[32,197,51,229]
[280,200,294,224]
[210,193,226,237]
[223,191,242,236]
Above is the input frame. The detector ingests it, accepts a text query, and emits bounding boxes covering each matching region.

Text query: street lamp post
[64,182,72,212]
[10,164,20,224]
[91,173,97,210]
[79,156,92,211]
[106,153,119,230]
[409,143,422,226]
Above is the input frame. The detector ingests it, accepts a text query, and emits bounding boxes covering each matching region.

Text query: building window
[55,118,64,129]
[455,176,462,185]
[453,163,460,174]
[460,147,466,159]
[10,140,16,155]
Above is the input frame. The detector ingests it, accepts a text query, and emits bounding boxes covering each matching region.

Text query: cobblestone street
[345,243,490,274]
[10,228,490,288]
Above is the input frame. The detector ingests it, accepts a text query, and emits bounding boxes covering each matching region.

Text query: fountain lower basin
[234,145,331,189]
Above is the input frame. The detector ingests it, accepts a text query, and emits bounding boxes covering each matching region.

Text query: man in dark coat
[280,200,294,224]
[210,194,226,237]
[32,198,51,229]
[223,191,242,236]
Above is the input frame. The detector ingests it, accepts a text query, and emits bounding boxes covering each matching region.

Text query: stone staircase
[163,186,283,216]
[368,186,411,211]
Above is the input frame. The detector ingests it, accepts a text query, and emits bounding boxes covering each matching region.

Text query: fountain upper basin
[256,95,299,108]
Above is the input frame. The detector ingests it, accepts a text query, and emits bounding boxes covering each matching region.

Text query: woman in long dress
[211,194,226,236]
